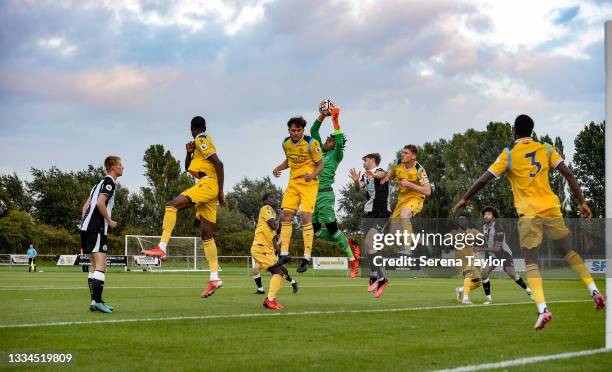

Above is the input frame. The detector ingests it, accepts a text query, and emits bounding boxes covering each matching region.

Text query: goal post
[124,235,201,272]
[605,20,611,349]
[124,235,253,275]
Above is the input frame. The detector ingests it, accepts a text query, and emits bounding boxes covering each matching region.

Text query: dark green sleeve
[310,119,322,144]
[334,130,344,162]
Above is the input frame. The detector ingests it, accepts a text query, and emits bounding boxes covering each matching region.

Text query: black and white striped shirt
[360,168,391,217]
[80,176,116,234]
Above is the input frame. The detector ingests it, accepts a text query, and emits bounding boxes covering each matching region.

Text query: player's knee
[281,209,295,222]
[301,212,312,224]
[325,222,338,235]
[400,212,412,220]
[267,264,284,276]
[552,236,571,256]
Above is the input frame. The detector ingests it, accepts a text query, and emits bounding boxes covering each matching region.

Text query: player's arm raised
[208,153,226,207]
[349,168,363,190]
[331,106,344,162]
[452,171,495,212]
[556,162,592,219]
[310,113,325,145]
[96,194,117,229]
[381,162,395,185]
[184,141,195,173]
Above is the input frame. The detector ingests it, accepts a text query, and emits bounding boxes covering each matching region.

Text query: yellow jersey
[188,132,218,179]
[488,138,563,217]
[253,205,277,247]
[389,160,429,200]
[282,135,322,181]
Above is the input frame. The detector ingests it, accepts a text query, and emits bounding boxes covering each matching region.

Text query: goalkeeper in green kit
[297,102,360,276]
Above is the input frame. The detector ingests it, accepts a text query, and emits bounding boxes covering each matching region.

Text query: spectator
[26,244,37,272]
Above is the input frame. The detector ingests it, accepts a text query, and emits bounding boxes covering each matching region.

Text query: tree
[571,121,605,217]
[337,181,366,234]
[539,135,567,214]
[225,177,283,224]
[441,122,515,218]
[140,145,196,236]
[0,210,34,252]
[0,173,33,213]
[28,165,106,230]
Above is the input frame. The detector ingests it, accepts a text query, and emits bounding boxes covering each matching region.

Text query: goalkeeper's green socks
[332,230,354,260]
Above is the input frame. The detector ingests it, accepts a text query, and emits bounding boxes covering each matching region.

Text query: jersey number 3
[525,151,542,178]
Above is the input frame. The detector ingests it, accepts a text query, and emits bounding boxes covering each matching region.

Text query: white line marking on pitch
[0,299,590,329]
[0,283,448,291]
[434,347,611,372]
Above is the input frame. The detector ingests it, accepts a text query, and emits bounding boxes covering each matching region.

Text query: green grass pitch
[0,268,609,371]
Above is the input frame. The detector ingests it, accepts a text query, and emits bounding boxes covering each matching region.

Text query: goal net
[124,235,253,274]
[125,235,203,272]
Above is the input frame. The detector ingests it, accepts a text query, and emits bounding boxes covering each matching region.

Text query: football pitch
[0,269,609,371]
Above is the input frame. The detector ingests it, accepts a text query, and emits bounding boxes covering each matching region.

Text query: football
[319,99,336,116]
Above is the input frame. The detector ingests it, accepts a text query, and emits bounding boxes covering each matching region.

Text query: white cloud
[37,36,77,56]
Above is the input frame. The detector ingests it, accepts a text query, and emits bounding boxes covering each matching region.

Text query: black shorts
[80,230,108,254]
[486,250,514,268]
[361,213,390,237]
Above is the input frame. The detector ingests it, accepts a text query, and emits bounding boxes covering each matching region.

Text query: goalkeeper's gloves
[331,106,340,131]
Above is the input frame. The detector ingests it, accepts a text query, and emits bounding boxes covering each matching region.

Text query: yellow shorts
[281,180,319,213]
[251,243,277,271]
[181,177,219,223]
[391,197,424,219]
[456,249,481,280]
[518,207,570,249]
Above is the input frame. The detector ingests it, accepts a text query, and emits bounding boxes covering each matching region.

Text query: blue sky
[0,0,611,194]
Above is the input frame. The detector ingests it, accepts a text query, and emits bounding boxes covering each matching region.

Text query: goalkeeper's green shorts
[312,190,336,225]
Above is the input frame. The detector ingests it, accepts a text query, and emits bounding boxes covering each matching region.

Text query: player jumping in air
[308,105,360,275]
[349,153,391,298]
[273,116,323,269]
[476,206,533,304]
[453,114,605,330]
[382,145,431,254]
[142,116,226,298]
[251,193,294,310]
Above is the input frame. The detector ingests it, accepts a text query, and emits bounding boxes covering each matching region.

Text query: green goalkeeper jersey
[310,119,344,191]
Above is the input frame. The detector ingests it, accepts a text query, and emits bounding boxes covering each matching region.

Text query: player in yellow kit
[273,116,324,270]
[451,215,483,305]
[251,193,294,310]
[453,114,605,331]
[382,145,431,253]
[142,116,227,298]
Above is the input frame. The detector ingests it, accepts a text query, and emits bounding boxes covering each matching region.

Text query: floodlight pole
[605,20,611,349]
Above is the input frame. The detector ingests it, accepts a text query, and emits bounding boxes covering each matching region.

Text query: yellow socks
[463,277,472,297]
[203,238,219,279]
[526,263,547,313]
[401,218,413,249]
[268,274,283,300]
[159,206,177,250]
[303,223,314,259]
[280,222,292,256]
[565,250,598,294]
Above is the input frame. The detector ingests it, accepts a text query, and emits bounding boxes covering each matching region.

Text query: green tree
[337,181,366,234]
[441,122,515,218]
[225,177,283,223]
[0,210,34,252]
[141,145,196,236]
[539,135,567,214]
[570,121,605,217]
[0,173,33,213]
[28,165,106,230]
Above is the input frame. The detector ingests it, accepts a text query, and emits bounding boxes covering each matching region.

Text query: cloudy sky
[1,0,610,195]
